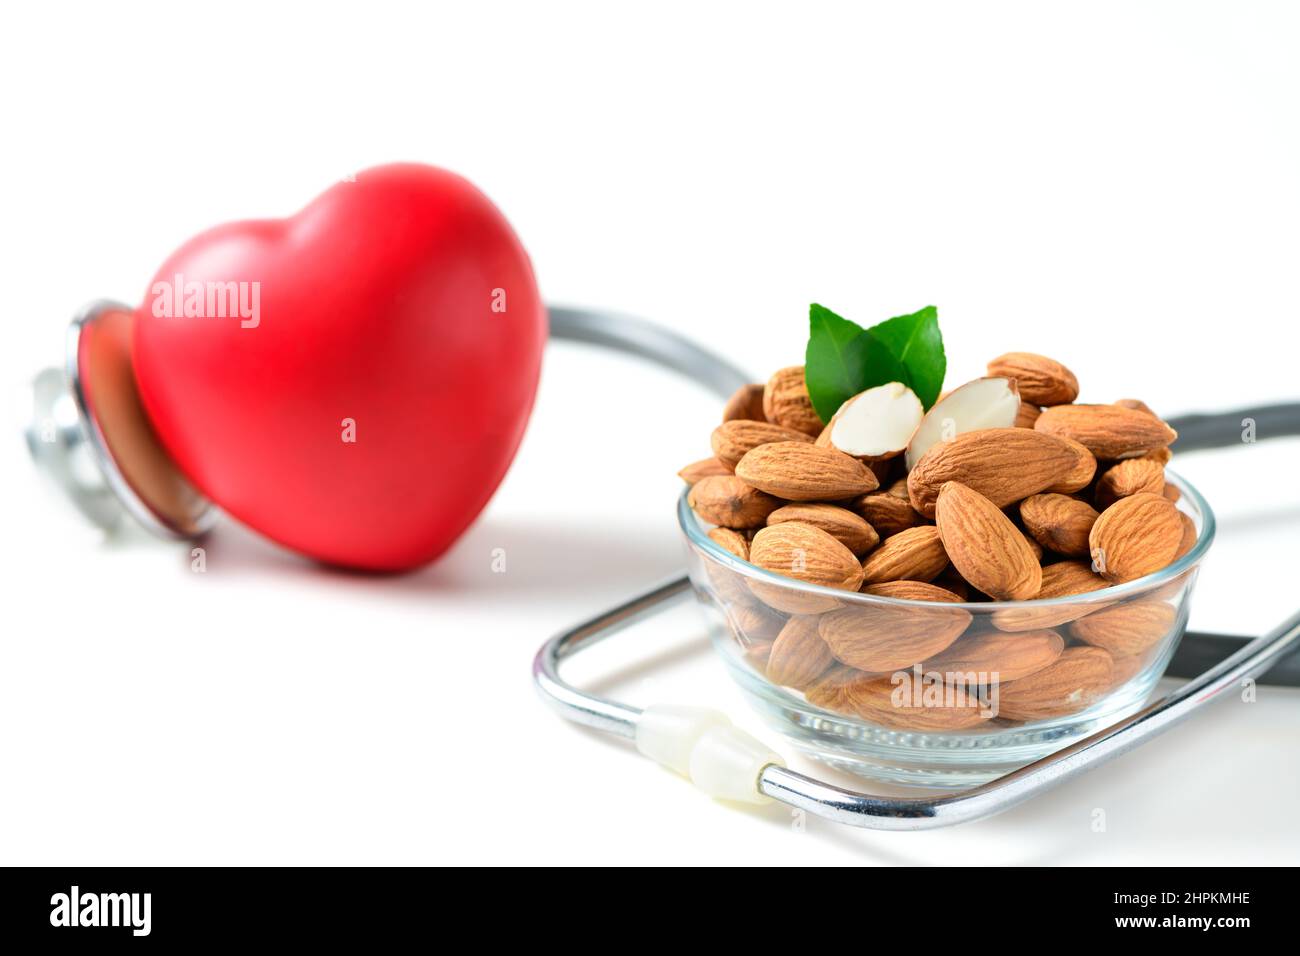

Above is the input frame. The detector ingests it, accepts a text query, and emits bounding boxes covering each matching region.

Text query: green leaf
[804,304,872,423]
[864,305,946,409]
[803,303,948,421]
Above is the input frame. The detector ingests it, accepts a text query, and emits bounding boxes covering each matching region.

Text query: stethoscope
[26,301,1300,831]
[530,308,1300,829]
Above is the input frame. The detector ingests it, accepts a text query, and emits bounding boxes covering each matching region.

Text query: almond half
[904,376,1021,469]
[825,382,924,461]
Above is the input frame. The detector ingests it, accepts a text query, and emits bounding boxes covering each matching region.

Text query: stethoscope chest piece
[25,299,216,541]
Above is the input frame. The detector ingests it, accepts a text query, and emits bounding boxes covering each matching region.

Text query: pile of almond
[680,353,1199,730]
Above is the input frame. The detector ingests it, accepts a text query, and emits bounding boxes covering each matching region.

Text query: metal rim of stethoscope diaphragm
[24,299,217,541]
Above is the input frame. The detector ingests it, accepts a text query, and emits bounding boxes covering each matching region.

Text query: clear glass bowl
[679,471,1215,788]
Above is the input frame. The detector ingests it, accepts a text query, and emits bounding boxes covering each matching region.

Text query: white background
[2,1,1298,865]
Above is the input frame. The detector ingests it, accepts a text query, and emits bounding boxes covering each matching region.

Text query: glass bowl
[678,471,1215,788]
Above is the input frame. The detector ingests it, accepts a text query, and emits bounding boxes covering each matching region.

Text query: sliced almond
[859,526,948,585]
[762,366,823,436]
[986,352,1080,405]
[1036,404,1177,460]
[767,503,879,556]
[824,382,924,461]
[688,475,782,529]
[1089,492,1183,583]
[1020,493,1099,558]
[904,377,1021,469]
[736,441,878,501]
[710,419,813,468]
[935,482,1042,600]
[907,428,1080,518]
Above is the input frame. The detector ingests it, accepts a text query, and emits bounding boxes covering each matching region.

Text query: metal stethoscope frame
[26,302,1300,831]
[536,307,1300,830]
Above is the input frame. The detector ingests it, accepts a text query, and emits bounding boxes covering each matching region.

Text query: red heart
[132,164,545,571]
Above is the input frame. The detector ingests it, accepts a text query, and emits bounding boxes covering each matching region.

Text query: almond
[1095,458,1165,509]
[678,456,732,484]
[923,629,1064,684]
[1174,511,1197,560]
[742,641,774,672]
[987,352,1080,405]
[1015,401,1042,429]
[818,581,971,671]
[763,365,823,436]
[1162,482,1181,503]
[906,428,1080,518]
[766,616,835,689]
[1035,404,1177,460]
[837,674,986,731]
[989,560,1112,632]
[825,382,924,461]
[1089,492,1183,583]
[804,665,878,713]
[707,526,749,561]
[1044,437,1097,494]
[859,525,949,584]
[1070,600,1176,657]
[768,503,879,556]
[688,475,782,529]
[722,383,767,423]
[748,522,865,613]
[1115,397,1158,417]
[935,482,1042,600]
[736,441,878,501]
[849,489,924,538]
[1145,446,1173,465]
[723,600,786,643]
[903,377,1020,469]
[997,646,1115,721]
[710,419,813,468]
[1019,493,1099,557]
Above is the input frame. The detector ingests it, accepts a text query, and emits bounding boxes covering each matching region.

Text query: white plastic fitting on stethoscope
[635,705,786,804]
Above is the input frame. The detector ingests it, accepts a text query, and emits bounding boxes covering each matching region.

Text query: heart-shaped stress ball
[133,164,545,571]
